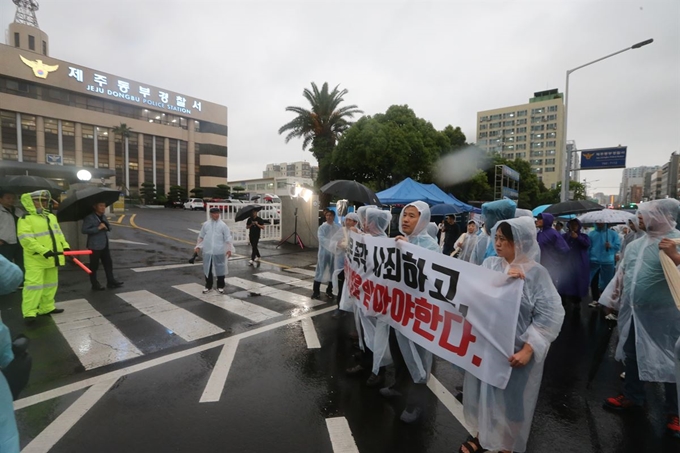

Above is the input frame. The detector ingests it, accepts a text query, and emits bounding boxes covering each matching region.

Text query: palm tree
[112,123,133,195]
[278,82,362,185]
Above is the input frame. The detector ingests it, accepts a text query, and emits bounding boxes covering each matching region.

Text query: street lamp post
[560,38,653,202]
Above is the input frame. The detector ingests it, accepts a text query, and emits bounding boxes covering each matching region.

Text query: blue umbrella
[532,204,551,216]
[430,203,467,216]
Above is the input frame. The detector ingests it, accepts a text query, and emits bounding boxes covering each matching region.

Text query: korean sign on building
[341,232,523,389]
[580,146,627,170]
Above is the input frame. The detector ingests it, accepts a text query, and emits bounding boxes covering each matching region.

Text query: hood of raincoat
[398,201,431,238]
[638,199,680,238]
[481,199,516,235]
[363,208,390,237]
[567,218,583,233]
[496,217,541,264]
[344,212,360,227]
[356,205,378,231]
[21,190,51,215]
[627,216,640,232]
[515,208,533,218]
[538,212,555,230]
[426,222,439,239]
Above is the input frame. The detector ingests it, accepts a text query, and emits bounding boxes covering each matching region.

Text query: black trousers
[205,258,225,290]
[250,236,260,260]
[335,270,345,305]
[0,243,24,274]
[313,280,333,295]
[590,269,601,301]
[388,327,428,409]
[89,245,115,285]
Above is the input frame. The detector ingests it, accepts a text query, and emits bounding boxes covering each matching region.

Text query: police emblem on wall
[20,55,59,79]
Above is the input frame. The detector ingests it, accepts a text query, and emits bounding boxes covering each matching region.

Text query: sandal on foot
[458,436,486,453]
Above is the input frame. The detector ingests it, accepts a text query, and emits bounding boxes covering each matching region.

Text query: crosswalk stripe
[53,299,143,370]
[301,318,320,349]
[284,267,317,277]
[254,272,315,290]
[325,417,359,453]
[131,263,201,273]
[117,290,224,341]
[225,277,324,308]
[199,339,239,403]
[173,283,281,323]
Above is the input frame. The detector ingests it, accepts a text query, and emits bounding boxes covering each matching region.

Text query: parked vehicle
[165,198,186,209]
[184,198,205,210]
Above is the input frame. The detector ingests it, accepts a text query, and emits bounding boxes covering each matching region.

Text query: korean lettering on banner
[344,232,523,389]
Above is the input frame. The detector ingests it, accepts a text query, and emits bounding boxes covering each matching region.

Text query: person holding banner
[329,212,359,317]
[460,217,564,453]
[380,201,439,424]
[470,199,516,265]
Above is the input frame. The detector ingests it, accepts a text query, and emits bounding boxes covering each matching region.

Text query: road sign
[580,146,627,170]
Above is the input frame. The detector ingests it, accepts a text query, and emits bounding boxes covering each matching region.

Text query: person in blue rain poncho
[344,208,393,387]
[379,201,439,424]
[195,208,234,294]
[599,199,680,438]
[459,217,564,453]
[469,199,517,265]
[0,254,22,453]
[312,210,341,299]
[587,222,620,307]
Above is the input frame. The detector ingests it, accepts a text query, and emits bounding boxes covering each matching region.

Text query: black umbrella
[56,187,121,222]
[544,200,604,216]
[235,204,262,222]
[0,175,63,197]
[320,180,382,206]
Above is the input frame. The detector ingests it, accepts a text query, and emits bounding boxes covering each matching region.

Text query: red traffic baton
[60,250,93,274]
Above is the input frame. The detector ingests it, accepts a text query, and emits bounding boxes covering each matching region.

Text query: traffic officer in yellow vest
[17,190,70,324]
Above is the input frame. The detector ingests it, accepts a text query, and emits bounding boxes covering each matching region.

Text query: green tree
[330,105,450,190]
[140,182,156,205]
[168,185,187,203]
[190,187,204,199]
[441,125,467,152]
[546,180,587,202]
[112,123,133,195]
[278,82,363,187]
[214,184,231,199]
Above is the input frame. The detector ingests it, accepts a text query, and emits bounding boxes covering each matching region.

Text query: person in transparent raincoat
[469,199,517,265]
[329,212,359,315]
[379,201,439,424]
[600,199,680,438]
[619,216,645,262]
[312,210,341,299]
[345,208,393,387]
[0,254,22,452]
[455,219,481,262]
[460,217,565,453]
[195,208,234,294]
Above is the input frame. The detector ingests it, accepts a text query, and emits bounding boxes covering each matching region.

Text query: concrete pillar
[16,113,22,162]
[164,137,170,191]
[188,126,196,192]
[74,122,83,167]
[108,131,116,187]
[36,116,45,164]
[152,136,157,187]
[137,132,144,189]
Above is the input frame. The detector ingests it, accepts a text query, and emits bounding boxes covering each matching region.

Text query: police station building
[0,11,228,195]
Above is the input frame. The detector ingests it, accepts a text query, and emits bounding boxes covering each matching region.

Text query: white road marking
[116,290,224,341]
[21,377,118,453]
[15,306,336,411]
[427,374,474,435]
[226,277,324,308]
[53,299,143,370]
[284,267,317,277]
[301,317,321,349]
[199,339,239,403]
[254,271,315,290]
[173,283,280,323]
[131,263,200,273]
[188,228,201,234]
[109,239,148,245]
[325,417,359,453]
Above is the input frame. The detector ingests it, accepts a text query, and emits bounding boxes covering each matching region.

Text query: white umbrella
[578,209,635,225]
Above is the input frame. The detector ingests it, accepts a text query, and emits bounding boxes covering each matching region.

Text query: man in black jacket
[246,209,264,265]
[81,202,123,290]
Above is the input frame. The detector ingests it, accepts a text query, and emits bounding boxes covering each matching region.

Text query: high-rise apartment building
[263,161,318,181]
[618,165,660,204]
[477,89,565,189]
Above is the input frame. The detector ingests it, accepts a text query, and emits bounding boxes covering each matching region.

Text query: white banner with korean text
[342,232,523,389]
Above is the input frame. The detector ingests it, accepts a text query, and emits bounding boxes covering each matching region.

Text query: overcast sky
[1,0,678,197]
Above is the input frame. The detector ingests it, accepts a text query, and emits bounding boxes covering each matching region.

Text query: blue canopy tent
[376,178,476,213]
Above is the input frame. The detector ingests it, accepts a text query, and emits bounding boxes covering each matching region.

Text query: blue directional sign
[580,146,627,170]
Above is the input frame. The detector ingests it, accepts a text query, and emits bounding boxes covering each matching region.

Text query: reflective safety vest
[17,193,70,269]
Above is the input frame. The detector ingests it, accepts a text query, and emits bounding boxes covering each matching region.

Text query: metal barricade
[205,202,282,245]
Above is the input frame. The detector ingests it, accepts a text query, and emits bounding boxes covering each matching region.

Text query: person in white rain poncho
[312,211,341,299]
[345,208,393,387]
[454,219,481,262]
[380,201,439,424]
[329,212,359,316]
[195,208,234,294]
[619,216,645,261]
[601,199,680,438]
[460,217,565,453]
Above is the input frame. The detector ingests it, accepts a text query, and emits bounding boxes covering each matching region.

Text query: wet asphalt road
[2,207,679,453]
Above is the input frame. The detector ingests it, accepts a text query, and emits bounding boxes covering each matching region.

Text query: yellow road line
[116,214,126,224]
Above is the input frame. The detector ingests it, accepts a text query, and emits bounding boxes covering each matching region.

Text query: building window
[517,127,527,133]
[502,112,515,119]
[490,122,501,129]
[547,114,557,121]
[96,127,109,169]
[14,33,20,48]
[515,135,526,142]
[82,124,95,167]
[502,120,515,127]
[28,35,35,51]
[21,114,37,163]
[546,149,556,155]
[516,152,526,158]
[547,132,556,138]
[504,153,514,159]
[548,105,558,112]
[546,123,557,130]
[502,129,514,135]
[531,108,544,115]
[545,167,555,172]
[531,125,545,132]
[530,159,544,166]
[479,124,487,130]
[517,118,527,125]
[545,158,556,165]
[530,151,545,157]
[532,167,543,174]
[62,121,76,165]
[42,41,47,55]
[530,142,544,149]
[546,140,556,147]
[516,144,527,150]
[1,111,19,161]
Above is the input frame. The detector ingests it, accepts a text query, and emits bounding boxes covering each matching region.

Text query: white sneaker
[248,259,254,265]
[218,288,224,294]
[254,257,260,262]
[589,300,599,308]
[202,287,211,294]
[620,372,626,380]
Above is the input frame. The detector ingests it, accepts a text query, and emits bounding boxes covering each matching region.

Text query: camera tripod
[277,207,305,249]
